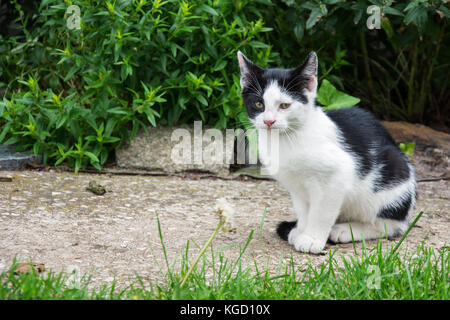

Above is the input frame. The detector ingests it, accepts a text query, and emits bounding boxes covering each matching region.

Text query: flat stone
[0,145,42,170]
[116,125,234,177]
[116,122,450,179]
[382,121,450,154]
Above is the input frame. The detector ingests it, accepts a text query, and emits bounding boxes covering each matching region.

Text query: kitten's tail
[276,221,297,241]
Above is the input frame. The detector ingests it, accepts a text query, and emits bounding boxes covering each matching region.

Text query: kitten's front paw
[287,227,302,246]
[290,233,325,254]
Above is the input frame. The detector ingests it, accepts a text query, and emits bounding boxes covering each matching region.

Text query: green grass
[1,212,448,300]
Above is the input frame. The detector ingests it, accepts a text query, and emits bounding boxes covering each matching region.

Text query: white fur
[252,82,415,254]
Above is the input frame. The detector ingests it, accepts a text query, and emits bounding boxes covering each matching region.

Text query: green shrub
[1,0,448,172]
[261,0,449,125]
[0,0,275,171]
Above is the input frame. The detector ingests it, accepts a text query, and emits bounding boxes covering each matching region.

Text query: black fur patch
[377,192,412,221]
[325,107,398,178]
[375,145,410,191]
[264,68,309,104]
[276,221,296,241]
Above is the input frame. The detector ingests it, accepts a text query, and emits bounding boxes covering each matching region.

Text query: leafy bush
[1,0,448,171]
[261,0,449,126]
[0,0,275,171]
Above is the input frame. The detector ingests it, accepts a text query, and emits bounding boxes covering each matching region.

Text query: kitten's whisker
[284,128,297,148]
[245,82,261,96]
[284,73,306,93]
[242,70,262,95]
[246,70,263,94]
[245,92,263,98]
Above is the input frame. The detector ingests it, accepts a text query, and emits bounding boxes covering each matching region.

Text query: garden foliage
[0,0,448,171]
[264,0,449,124]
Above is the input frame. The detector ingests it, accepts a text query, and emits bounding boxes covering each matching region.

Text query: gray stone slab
[0,145,42,170]
[116,125,234,177]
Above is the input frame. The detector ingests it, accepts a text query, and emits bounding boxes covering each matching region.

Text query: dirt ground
[0,148,449,290]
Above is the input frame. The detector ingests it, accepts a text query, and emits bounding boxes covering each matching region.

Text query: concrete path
[0,150,448,290]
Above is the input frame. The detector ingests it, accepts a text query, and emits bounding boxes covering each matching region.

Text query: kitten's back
[324,107,404,179]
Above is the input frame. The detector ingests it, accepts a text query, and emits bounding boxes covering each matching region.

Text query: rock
[116,121,449,178]
[116,124,234,177]
[381,121,450,179]
[0,175,13,182]
[382,121,450,155]
[86,180,106,195]
[14,263,45,275]
[0,145,42,170]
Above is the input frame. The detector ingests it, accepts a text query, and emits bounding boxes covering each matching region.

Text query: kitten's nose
[264,119,276,128]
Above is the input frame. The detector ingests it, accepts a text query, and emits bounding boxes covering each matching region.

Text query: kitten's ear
[237,51,262,89]
[296,51,318,93]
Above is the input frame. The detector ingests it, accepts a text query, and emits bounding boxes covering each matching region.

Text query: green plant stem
[420,24,445,121]
[179,219,224,289]
[407,43,418,120]
[156,211,174,282]
[359,30,374,105]
[388,211,424,261]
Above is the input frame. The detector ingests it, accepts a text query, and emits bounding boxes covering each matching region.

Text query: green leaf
[85,136,98,142]
[248,41,269,49]
[145,110,156,127]
[102,136,120,143]
[0,123,11,143]
[223,103,230,116]
[54,156,66,166]
[213,60,227,72]
[381,17,394,39]
[306,8,321,29]
[84,151,100,163]
[399,142,415,156]
[3,136,19,145]
[324,0,341,4]
[404,2,418,12]
[64,65,80,81]
[107,107,128,115]
[75,157,82,173]
[100,149,108,165]
[293,22,304,41]
[169,42,177,58]
[56,114,69,129]
[404,4,428,34]
[438,5,450,18]
[91,161,102,171]
[317,79,360,110]
[383,6,404,17]
[198,4,218,16]
[195,94,208,106]
[33,142,40,155]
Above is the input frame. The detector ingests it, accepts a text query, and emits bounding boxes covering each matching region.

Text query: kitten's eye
[255,102,264,109]
[279,103,291,109]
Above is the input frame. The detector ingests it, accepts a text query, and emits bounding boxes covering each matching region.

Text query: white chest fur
[257,108,355,184]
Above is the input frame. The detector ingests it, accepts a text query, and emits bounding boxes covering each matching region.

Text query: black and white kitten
[237,51,417,254]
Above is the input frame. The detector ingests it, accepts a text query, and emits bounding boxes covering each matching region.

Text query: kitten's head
[237,51,318,131]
